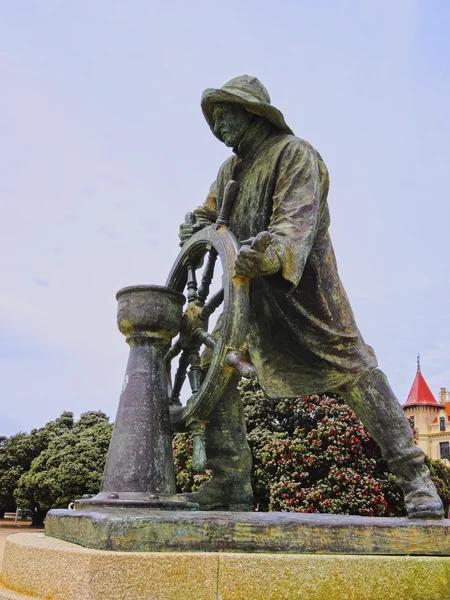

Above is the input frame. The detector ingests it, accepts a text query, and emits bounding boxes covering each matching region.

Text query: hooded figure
[179,75,443,519]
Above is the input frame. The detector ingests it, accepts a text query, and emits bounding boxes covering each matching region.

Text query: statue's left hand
[234,231,281,278]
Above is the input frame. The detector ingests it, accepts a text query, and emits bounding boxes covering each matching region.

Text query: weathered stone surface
[1,533,90,600]
[46,507,450,554]
[218,553,450,600]
[0,586,36,599]
[1,533,450,600]
[0,533,218,600]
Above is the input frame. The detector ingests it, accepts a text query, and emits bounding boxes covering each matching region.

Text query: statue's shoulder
[217,154,238,180]
[275,133,318,155]
[274,134,327,169]
[223,154,239,169]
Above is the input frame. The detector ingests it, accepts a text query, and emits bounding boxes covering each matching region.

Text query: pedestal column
[78,284,197,509]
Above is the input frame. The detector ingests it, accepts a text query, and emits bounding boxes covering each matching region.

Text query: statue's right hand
[179,222,195,244]
[179,211,214,245]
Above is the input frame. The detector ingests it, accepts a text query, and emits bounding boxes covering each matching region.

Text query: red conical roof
[403,356,439,407]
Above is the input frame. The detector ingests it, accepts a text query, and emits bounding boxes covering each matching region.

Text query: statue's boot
[181,477,253,511]
[338,368,443,519]
[181,381,253,511]
[389,452,444,518]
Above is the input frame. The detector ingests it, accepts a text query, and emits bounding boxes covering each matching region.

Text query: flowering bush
[172,432,211,492]
[241,381,402,515]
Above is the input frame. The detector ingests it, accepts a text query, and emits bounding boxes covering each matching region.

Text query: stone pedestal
[1,531,450,600]
[45,508,450,554]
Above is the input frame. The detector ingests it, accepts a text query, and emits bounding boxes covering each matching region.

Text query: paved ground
[0,515,44,569]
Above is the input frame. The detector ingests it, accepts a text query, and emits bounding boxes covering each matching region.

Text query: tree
[14,412,112,526]
[0,412,75,524]
[0,435,12,517]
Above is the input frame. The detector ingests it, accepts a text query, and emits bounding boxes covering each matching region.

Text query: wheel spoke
[166,339,181,401]
[226,351,257,379]
[186,264,198,304]
[194,328,217,350]
[201,288,224,320]
[170,350,190,405]
[197,249,218,306]
[165,339,182,364]
[187,348,202,394]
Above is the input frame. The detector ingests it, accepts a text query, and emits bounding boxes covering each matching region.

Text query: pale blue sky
[1,0,449,435]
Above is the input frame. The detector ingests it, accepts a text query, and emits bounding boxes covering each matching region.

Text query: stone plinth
[1,533,450,600]
[45,507,450,554]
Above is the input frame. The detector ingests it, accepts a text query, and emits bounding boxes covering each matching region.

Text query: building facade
[402,359,450,461]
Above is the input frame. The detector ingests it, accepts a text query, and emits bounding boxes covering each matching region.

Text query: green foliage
[14,412,112,514]
[0,412,75,514]
[74,411,109,432]
[428,458,450,515]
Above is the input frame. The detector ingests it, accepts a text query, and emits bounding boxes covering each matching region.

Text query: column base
[76,491,198,510]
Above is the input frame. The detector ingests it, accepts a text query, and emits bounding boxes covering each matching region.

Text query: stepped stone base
[45,507,450,554]
[1,533,450,600]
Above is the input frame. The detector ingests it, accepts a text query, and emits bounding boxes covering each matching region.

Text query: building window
[440,442,450,459]
[410,416,415,429]
[440,417,446,431]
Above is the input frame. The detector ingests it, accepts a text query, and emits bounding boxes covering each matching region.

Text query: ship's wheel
[165,181,255,472]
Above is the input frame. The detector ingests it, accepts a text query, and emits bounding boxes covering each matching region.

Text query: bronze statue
[178,75,443,519]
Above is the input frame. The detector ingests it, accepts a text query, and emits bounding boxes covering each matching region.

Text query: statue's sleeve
[268,142,321,289]
[193,182,219,225]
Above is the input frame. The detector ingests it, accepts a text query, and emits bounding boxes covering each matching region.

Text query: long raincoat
[194,121,377,398]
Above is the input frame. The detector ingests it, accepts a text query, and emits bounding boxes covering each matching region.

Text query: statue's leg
[180,376,253,511]
[337,368,443,519]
